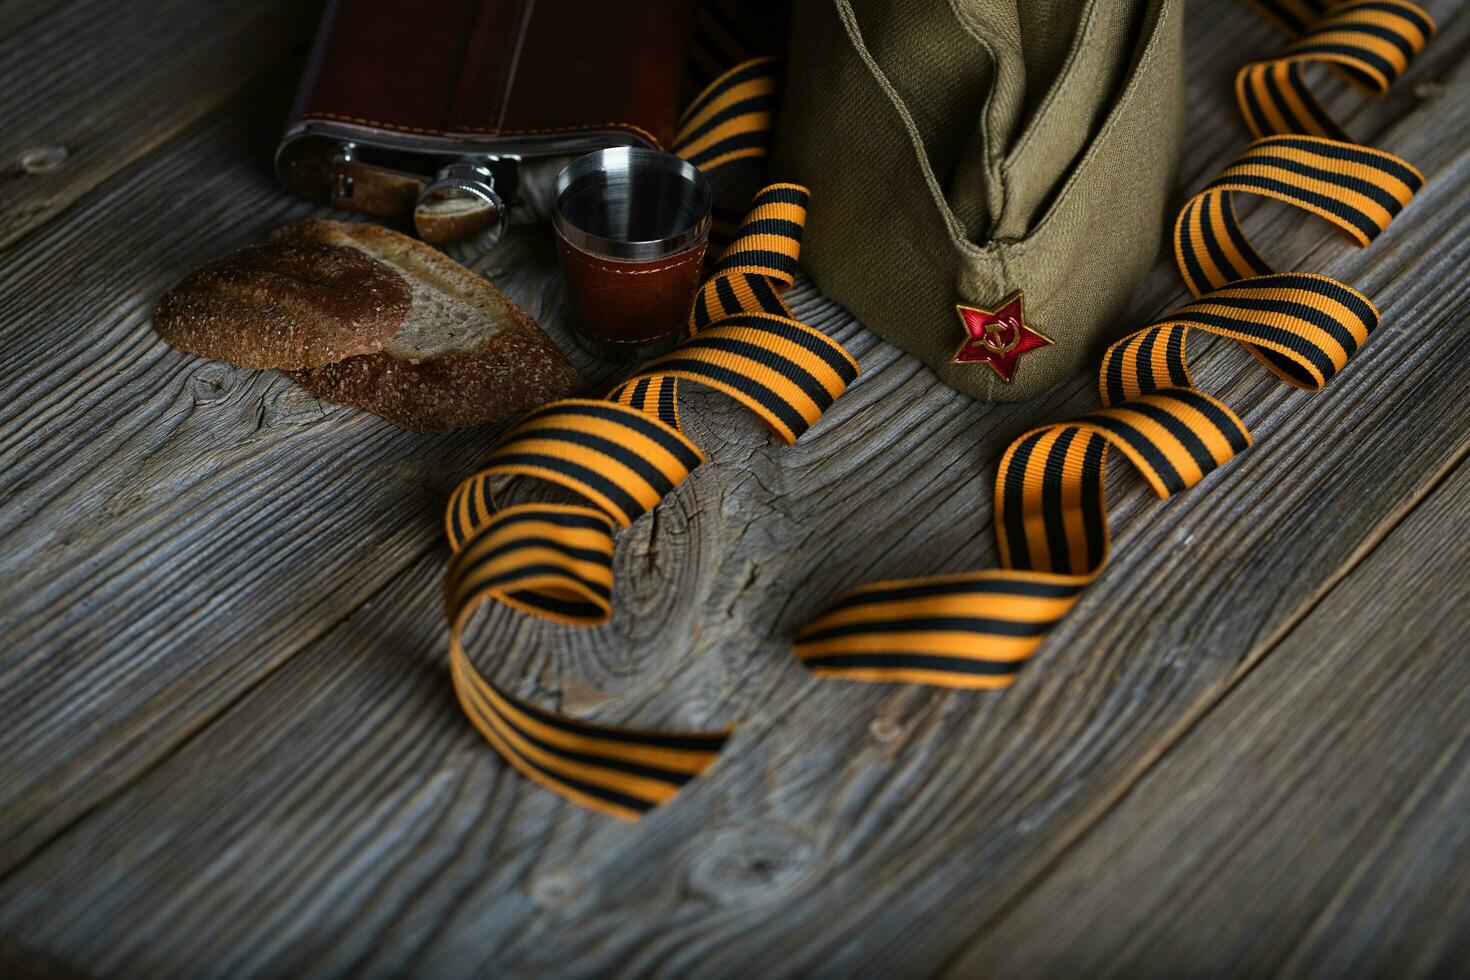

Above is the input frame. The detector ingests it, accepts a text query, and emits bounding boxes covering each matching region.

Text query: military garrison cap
[775,0,1183,401]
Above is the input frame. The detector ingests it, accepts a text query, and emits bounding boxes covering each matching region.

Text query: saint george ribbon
[795,0,1430,688]
[442,56,858,819]
[441,1,1434,818]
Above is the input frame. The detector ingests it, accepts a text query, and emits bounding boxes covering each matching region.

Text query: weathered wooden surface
[948,458,1470,978]
[0,0,320,248]
[0,0,1466,976]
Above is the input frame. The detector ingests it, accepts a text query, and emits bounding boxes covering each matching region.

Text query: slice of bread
[154,238,413,370]
[276,220,580,431]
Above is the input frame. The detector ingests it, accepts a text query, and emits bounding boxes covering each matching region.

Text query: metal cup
[552,147,712,361]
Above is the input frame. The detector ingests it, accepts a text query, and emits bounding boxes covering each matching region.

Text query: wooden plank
[0,3,1465,975]
[0,0,319,250]
[0,0,1325,882]
[943,458,1470,978]
[0,0,1464,975]
[0,85,633,876]
[0,937,90,980]
[0,0,66,36]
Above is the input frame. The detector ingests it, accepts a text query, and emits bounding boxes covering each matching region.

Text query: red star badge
[952,292,1053,383]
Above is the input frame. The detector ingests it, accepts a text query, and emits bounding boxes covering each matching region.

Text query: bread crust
[154,239,411,369]
[288,327,580,431]
[276,220,579,430]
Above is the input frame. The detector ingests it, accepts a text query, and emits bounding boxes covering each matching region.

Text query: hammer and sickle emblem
[953,293,1053,380]
[980,316,1022,355]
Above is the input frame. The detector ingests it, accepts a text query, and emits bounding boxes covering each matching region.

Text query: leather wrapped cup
[553,148,712,361]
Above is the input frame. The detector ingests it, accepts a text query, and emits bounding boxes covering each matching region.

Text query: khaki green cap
[774,0,1185,402]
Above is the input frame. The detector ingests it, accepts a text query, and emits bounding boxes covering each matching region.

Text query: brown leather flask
[276,0,694,246]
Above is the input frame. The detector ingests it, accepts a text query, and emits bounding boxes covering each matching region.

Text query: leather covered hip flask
[276,0,693,247]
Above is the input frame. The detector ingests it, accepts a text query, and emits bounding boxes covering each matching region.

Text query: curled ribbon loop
[443,2,1434,817]
[442,59,859,820]
[614,186,858,446]
[796,275,1379,684]
[796,0,1423,693]
[1175,137,1423,296]
[674,55,785,251]
[445,189,856,819]
[446,504,616,625]
[1104,272,1377,396]
[1237,0,1435,141]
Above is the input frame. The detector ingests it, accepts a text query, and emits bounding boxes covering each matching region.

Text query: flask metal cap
[553,147,712,262]
[414,162,509,248]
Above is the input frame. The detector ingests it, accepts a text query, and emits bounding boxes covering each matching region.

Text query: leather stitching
[562,254,703,277]
[294,113,665,149]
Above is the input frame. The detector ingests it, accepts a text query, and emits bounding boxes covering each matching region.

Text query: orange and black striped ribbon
[674,55,781,174]
[445,190,856,819]
[613,185,855,446]
[442,2,1433,816]
[1174,135,1422,296]
[796,274,1378,684]
[673,55,784,252]
[443,60,858,819]
[1236,0,1435,140]
[795,0,1427,690]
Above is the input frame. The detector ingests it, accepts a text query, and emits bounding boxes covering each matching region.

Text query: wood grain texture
[0,0,319,249]
[0,89,623,876]
[0,0,1466,976]
[0,0,65,37]
[946,457,1470,979]
[0,937,90,980]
